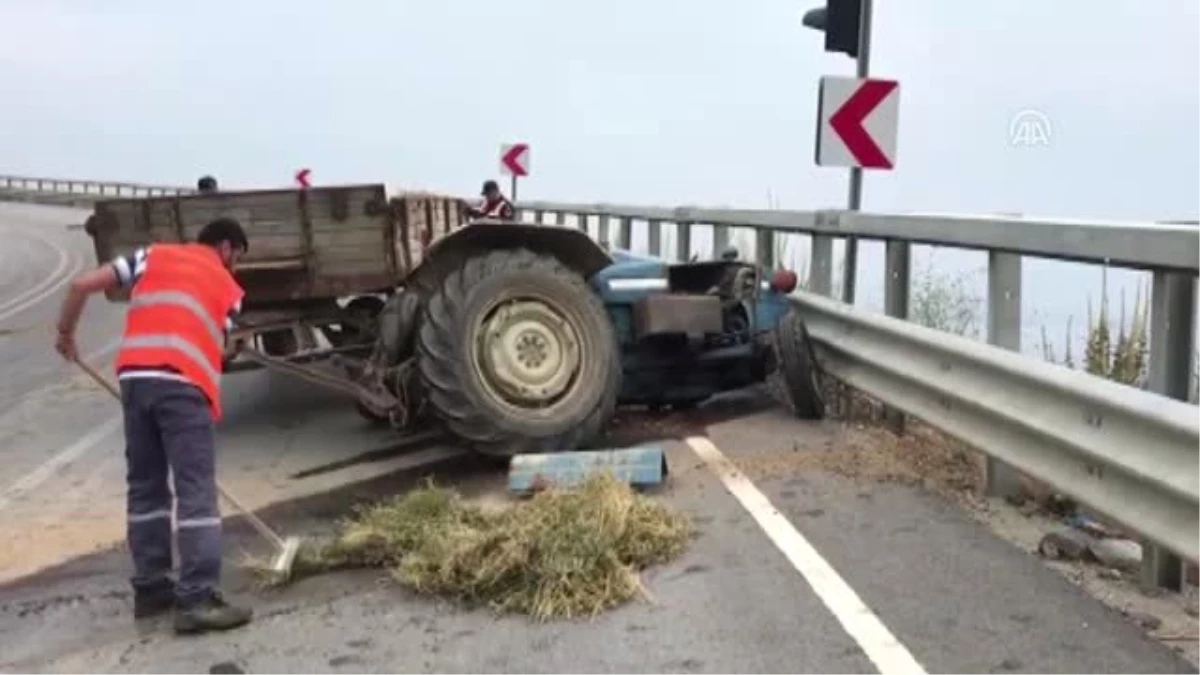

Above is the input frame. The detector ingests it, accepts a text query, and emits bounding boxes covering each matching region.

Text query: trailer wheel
[775,309,825,420]
[333,295,385,346]
[260,330,299,357]
[417,248,620,457]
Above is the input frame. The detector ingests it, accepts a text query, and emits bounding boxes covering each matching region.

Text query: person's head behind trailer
[197,175,218,194]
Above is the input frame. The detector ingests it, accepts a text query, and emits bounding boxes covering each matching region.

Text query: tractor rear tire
[416,248,620,457]
[776,309,825,420]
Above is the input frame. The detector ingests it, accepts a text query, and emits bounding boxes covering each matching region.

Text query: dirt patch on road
[734,419,983,506]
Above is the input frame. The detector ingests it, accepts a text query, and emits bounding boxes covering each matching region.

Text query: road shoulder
[705,407,1197,674]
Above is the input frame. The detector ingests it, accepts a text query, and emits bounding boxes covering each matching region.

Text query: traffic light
[801,0,862,58]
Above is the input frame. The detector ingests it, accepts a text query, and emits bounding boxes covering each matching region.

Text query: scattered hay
[259,473,692,621]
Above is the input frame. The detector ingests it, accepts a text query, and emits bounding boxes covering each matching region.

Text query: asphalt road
[0,204,121,412]
[0,202,1193,674]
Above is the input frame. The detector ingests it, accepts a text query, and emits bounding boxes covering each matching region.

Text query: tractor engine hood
[591,252,670,301]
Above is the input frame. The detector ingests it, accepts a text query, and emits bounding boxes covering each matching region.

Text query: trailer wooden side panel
[393,195,469,272]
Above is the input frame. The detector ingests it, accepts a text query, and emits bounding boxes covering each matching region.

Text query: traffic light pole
[842,0,872,305]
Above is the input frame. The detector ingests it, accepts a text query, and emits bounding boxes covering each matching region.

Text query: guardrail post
[756,228,776,270]
[1141,270,1197,593]
[617,217,632,250]
[647,220,662,258]
[985,252,1025,498]
[598,215,611,248]
[713,224,730,258]
[577,214,589,232]
[676,222,692,262]
[882,240,911,432]
[810,235,834,296]
[843,239,859,305]
[554,212,566,229]
[533,210,545,225]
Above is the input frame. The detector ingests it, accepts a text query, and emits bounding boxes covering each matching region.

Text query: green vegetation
[1039,268,1150,388]
[908,256,983,339]
[894,256,1161,390]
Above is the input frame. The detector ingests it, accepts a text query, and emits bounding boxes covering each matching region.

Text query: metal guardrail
[795,290,1198,563]
[0,174,193,206]
[513,199,1200,586]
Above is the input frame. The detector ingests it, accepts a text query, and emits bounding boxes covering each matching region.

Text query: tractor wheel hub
[478,299,580,405]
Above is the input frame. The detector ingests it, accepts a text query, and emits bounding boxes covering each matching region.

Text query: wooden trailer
[84,184,468,418]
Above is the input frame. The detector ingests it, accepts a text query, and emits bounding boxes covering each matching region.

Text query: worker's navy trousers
[119,376,221,607]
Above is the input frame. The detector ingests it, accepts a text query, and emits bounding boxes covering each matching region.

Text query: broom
[74,357,302,583]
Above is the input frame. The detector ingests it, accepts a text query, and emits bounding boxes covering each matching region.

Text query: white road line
[0,229,80,321]
[0,228,71,312]
[685,435,927,675]
[0,416,123,513]
[0,228,67,312]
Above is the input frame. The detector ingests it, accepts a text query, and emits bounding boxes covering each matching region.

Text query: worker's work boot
[173,591,252,635]
[133,585,176,619]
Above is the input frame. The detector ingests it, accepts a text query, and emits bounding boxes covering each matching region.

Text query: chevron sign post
[815,76,900,169]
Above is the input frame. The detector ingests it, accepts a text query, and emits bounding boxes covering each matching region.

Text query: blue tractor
[357,221,826,457]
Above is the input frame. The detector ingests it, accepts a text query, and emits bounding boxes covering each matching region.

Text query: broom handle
[212,482,286,550]
[74,357,287,551]
[76,357,121,399]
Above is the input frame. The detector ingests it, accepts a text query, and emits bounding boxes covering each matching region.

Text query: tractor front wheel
[775,309,826,420]
[416,248,620,457]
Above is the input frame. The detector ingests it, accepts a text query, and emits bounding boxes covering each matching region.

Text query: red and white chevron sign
[816,76,900,170]
[500,143,530,177]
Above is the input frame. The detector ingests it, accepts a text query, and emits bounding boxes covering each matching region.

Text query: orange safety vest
[114,243,244,420]
[477,196,514,220]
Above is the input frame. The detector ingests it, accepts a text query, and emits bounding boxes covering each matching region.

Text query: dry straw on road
[257,473,692,621]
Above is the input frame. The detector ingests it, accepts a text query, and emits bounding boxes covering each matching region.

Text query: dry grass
[256,473,692,622]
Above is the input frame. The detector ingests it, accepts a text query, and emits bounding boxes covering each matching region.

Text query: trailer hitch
[237,345,400,412]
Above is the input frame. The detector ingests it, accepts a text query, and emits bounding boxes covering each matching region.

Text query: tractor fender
[403,223,613,295]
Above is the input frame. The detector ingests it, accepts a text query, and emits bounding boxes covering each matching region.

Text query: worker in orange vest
[465,179,515,221]
[54,218,253,635]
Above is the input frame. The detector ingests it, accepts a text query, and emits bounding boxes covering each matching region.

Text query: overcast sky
[1,0,1196,359]
[1,0,1197,222]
